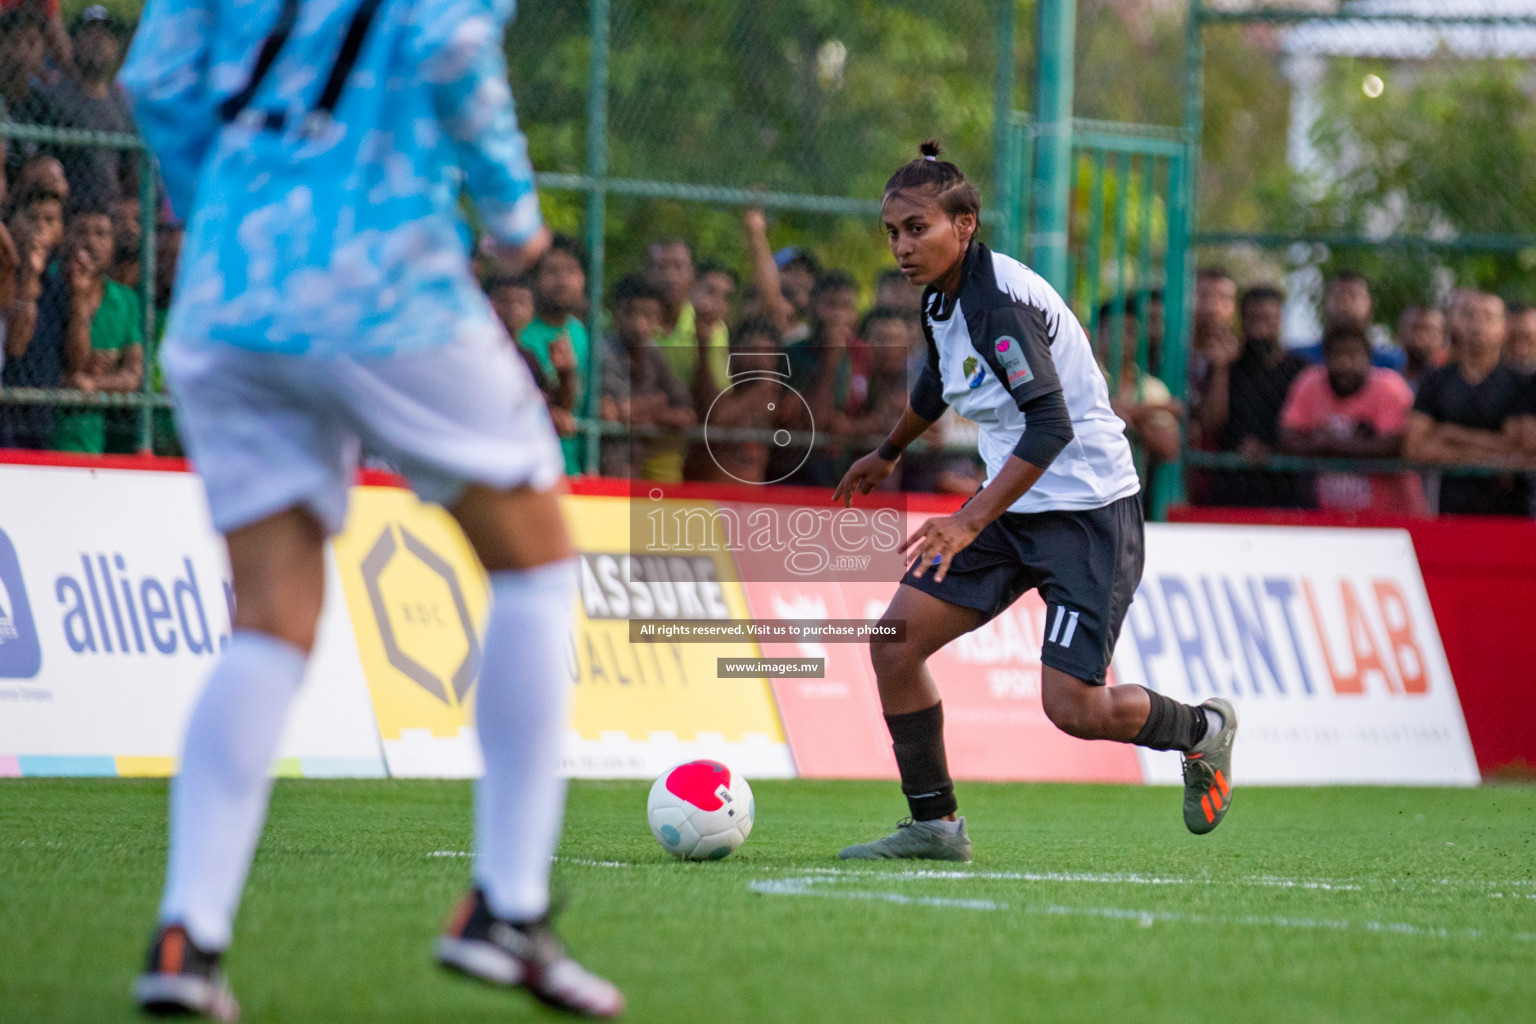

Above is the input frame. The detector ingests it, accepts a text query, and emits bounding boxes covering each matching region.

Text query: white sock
[924,817,963,835]
[473,560,576,923]
[159,630,307,951]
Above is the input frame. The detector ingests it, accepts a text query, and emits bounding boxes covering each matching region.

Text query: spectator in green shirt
[647,236,731,394]
[53,202,142,454]
[518,235,589,473]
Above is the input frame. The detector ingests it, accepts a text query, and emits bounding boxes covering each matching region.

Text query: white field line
[748,876,1536,941]
[431,852,1536,899]
[798,866,1362,890]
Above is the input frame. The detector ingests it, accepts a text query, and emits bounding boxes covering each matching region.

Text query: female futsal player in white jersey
[833,142,1238,862]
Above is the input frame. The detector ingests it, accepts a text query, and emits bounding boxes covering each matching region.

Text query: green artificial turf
[1,778,1533,1023]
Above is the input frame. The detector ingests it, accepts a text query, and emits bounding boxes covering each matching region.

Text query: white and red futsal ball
[646,760,755,861]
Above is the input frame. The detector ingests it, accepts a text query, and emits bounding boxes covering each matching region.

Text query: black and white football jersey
[914,243,1140,513]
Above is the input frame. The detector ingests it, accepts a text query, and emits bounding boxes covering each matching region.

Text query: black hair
[876,267,910,287]
[536,233,587,274]
[483,270,533,292]
[0,9,48,36]
[610,274,665,308]
[695,260,739,287]
[1506,300,1530,317]
[71,10,125,38]
[860,306,912,337]
[733,315,781,347]
[1197,265,1234,283]
[811,270,858,301]
[648,236,690,258]
[781,252,820,277]
[9,183,65,213]
[882,140,981,221]
[1097,289,1165,324]
[1327,268,1369,288]
[1322,322,1370,358]
[66,197,114,223]
[1240,284,1285,310]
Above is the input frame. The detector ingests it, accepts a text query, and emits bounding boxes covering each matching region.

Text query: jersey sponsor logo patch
[994,336,1034,387]
[963,355,986,389]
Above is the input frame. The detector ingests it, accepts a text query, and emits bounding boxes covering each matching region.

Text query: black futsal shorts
[902,494,1144,685]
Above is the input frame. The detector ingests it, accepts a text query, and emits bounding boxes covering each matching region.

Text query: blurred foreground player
[119,0,622,1017]
[833,143,1238,861]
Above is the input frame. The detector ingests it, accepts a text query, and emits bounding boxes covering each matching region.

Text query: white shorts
[164,325,564,535]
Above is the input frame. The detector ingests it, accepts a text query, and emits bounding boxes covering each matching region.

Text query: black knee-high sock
[1132,688,1208,752]
[885,703,957,820]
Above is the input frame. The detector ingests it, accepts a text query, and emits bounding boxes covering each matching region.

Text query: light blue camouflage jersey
[118,0,541,357]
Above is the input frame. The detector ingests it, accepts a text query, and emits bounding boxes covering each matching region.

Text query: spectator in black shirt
[1502,301,1536,376]
[1196,284,1311,507]
[1406,290,1526,515]
[0,10,66,185]
[42,7,137,207]
[1398,304,1447,392]
[0,250,66,449]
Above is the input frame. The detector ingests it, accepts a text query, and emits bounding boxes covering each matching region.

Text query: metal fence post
[992,0,1018,258]
[137,148,157,454]
[582,0,610,477]
[1031,0,1076,292]
[1150,0,1205,520]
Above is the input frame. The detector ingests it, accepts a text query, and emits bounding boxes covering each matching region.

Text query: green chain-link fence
[1182,0,1536,517]
[10,1,1532,515]
[4,0,1035,483]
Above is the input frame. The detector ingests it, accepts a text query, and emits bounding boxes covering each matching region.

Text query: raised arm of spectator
[63,246,109,393]
[545,332,580,417]
[3,225,48,360]
[743,207,792,333]
[0,222,16,329]
[1193,329,1239,442]
[415,0,546,264]
[117,0,219,221]
[44,10,73,76]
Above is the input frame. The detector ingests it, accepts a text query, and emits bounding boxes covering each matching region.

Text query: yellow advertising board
[331,487,490,776]
[331,488,793,778]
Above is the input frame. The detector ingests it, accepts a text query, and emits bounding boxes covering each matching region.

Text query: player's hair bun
[884,140,981,221]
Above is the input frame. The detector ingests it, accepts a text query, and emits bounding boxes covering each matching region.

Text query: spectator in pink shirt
[1280,323,1426,515]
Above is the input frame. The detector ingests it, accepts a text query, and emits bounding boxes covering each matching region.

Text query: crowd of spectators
[476,211,990,495]
[1188,266,1536,516]
[1,5,172,454]
[5,3,1536,515]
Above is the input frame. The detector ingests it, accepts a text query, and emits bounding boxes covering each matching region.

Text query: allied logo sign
[0,528,41,679]
[360,523,481,707]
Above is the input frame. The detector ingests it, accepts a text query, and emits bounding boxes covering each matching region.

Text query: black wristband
[877,439,903,462]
